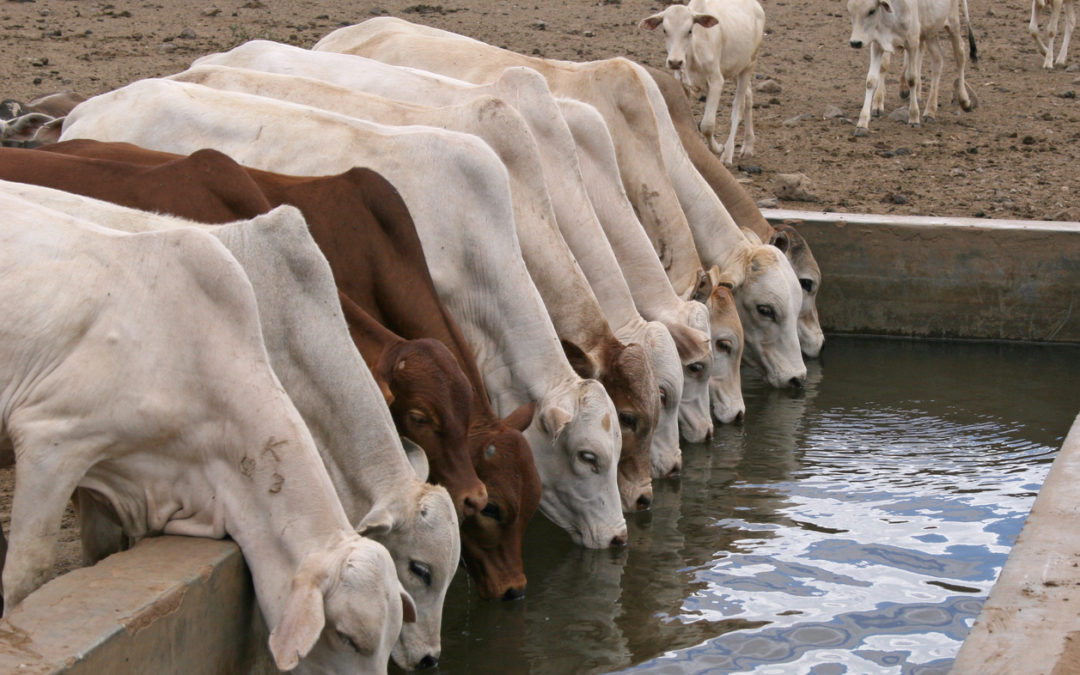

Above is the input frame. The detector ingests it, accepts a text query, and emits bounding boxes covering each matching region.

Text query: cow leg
[873,51,890,115]
[1045,0,1064,68]
[738,69,755,159]
[1057,1,1076,66]
[1031,0,1052,56]
[701,71,728,161]
[856,42,886,136]
[946,15,974,112]
[923,38,945,123]
[905,42,922,127]
[3,453,86,613]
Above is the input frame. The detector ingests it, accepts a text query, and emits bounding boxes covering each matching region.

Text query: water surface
[432,337,1080,674]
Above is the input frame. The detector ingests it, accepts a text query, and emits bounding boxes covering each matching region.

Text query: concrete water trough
[0,209,1076,673]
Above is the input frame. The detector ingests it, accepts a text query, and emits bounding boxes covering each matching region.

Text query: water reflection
[430,338,1080,674]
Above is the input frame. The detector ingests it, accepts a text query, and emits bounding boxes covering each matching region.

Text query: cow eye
[406,410,429,426]
[409,560,433,587]
[618,411,638,431]
[688,361,705,374]
[337,631,360,653]
[577,451,599,473]
[868,8,876,16]
[659,387,669,407]
[756,304,776,320]
[481,502,502,521]
[715,339,733,354]
[800,278,815,293]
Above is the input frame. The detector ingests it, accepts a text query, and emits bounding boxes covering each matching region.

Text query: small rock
[179,27,197,39]
[27,56,48,67]
[738,164,762,174]
[202,8,221,17]
[768,97,780,105]
[1022,135,1036,145]
[532,20,546,30]
[157,42,179,53]
[782,112,814,127]
[887,106,909,122]
[756,79,782,94]
[756,197,779,209]
[584,30,595,37]
[893,147,911,156]
[822,104,845,119]
[889,193,907,205]
[771,173,818,202]
[1061,90,1076,99]
[950,167,965,176]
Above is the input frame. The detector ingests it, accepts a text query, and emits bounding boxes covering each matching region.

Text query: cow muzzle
[850,40,863,49]
[666,58,684,70]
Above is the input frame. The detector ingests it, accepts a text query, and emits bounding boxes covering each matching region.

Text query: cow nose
[502,586,526,601]
[667,58,683,70]
[734,410,745,423]
[417,655,439,670]
[789,376,805,389]
[850,40,863,48]
[610,532,628,547]
[636,493,653,511]
[666,461,682,478]
[705,424,715,441]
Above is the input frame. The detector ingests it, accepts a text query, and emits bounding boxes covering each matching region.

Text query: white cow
[640,0,766,165]
[555,97,746,429]
[61,78,628,550]
[1031,0,1076,69]
[847,0,977,135]
[169,63,658,512]
[0,193,412,673]
[0,180,457,671]
[314,18,807,392]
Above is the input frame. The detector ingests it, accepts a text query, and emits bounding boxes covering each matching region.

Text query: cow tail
[963,0,978,62]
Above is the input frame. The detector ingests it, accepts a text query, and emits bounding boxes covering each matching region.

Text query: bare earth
[0,0,1076,575]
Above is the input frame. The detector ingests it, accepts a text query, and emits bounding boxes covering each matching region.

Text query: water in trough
[433,337,1080,674]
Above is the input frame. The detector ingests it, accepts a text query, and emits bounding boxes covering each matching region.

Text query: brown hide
[10,139,540,600]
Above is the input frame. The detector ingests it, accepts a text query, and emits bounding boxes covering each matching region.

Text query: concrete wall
[762,209,1080,343]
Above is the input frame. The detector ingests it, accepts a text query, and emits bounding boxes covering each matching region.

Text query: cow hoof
[853,127,869,137]
[871,109,882,118]
[922,115,935,124]
[899,89,910,100]
[910,122,921,129]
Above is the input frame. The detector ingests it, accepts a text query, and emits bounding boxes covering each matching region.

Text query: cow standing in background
[847,0,977,135]
[1030,0,1076,69]
[640,0,765,165]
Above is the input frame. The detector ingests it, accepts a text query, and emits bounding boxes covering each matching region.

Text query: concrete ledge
[762,209,1080,343]
[951,413,1080,674]
[0,536,273,674]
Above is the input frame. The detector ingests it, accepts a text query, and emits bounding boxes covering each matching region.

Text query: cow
[5,138,538,606]
[0,91,80,148]
[0,191,416,673]
[847,0,977,135]
[0,176,459,670]
[1030,0,1076,69]
[168,63,658,513]
[60,79,629,550]
[644,64,825,359]
[312,18,807,391]
[640,0,766,165]
[554,96,746,429]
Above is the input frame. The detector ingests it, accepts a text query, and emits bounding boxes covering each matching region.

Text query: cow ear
[269,557,329,671]
[502,400,537,433]
[690,268,713,303]
[357,505,395,537]
[665,321,711,366]
[3,112,54,144]
[400,589,417,624]
[768,229,791,253]
[400,436,430,482]
[539,405,572,439]
[32,117,64,146]
[694,13,719,28]
[878,0,892,11]
[561,340,599,380]
[639,13,664,30]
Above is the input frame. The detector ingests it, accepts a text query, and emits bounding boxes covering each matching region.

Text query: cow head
[718,246,807,389]
[669,300,714,443]
[563,339,657,513]
[357,482,459,671]
[639,320,684,478]
[269,532,415,674]
[848,0,899,51]
[460,401,542,601]
[640,5,720,73]
[378,337,488,520]
[524,377,627,549]
[772,223,824,358]
[705,284,747,424]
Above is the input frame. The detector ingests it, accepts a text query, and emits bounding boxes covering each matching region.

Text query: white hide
[640,0,765,164]
[0,192,410,674]
[0,180,453,671]
[60,79,628,549]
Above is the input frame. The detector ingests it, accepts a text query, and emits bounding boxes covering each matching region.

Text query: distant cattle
[59,80,628,550]
[847,0,977,135]
[640,0,766,165]
[1030,0,1076,69]
[0,191,414,673]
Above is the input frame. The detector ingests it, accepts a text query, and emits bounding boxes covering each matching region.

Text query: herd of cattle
[0,2,1069,673]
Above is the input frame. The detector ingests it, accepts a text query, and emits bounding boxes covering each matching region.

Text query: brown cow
[6,139,539,600]
[644,65,825,359]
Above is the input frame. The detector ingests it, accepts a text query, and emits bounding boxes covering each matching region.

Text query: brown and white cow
[847,0,977,134]
[644,65,824,360]
[169,63,658,513]
[60,80,629,550]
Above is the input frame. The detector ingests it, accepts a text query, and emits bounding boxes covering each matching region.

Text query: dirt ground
[2,0,1078,221]
[0,0,1076,578]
